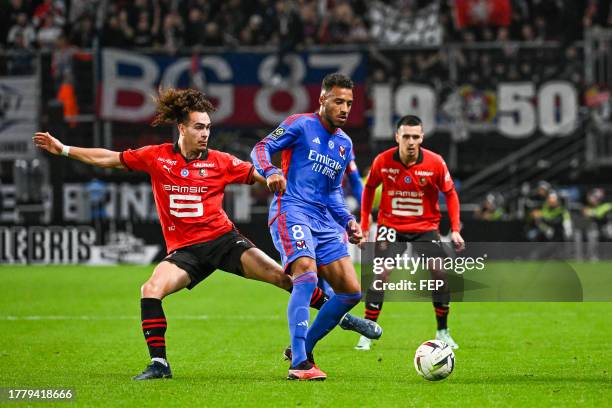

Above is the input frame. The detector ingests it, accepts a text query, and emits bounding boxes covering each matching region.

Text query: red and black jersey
[362,147,456,233]
[120,143,255,253]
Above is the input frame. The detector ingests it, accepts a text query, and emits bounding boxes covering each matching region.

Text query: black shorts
[163,229,256,290]
[374,226,448,259]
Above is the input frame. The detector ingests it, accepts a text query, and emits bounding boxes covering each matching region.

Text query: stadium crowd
[1,0,611,51]
[473,181,612,250]
[1,0,611,249]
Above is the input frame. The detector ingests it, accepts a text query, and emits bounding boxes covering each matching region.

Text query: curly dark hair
[151,88,216,126]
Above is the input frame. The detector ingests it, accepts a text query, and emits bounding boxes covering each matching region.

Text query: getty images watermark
[360,242,612,302]
[371,252,487,291]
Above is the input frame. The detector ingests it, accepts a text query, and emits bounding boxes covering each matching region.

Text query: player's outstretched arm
[33,132,124,169]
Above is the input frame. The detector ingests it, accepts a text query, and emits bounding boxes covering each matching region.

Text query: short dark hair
[322,73,353,92]
[152,88,216,126]
[396,115,422,131]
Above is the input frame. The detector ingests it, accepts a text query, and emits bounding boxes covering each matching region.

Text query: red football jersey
[120,143,255,253]
[365,147,455,233]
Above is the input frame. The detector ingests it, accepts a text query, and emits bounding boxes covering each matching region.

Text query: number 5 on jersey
[391,197,423,216]
[169,194,203,218]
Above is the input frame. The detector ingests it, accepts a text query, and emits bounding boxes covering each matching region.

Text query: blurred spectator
[7,13,36,49]
[133,12,155,47]
[184,7,206,47]
[116,9,134,44]
[156,11,184,52]
[102,13,128,47]
[239,14,267,46]
[558,45,583,85]
[37,14,63,50]
[474,193,506,221]
[270,1,304,83]
[527,191,573,241]
[582,188,612,260]
[202,21,223,47]
[583,187,612,234]
[1,0,31,46]
[348,16,369,43]
[520,180,551,216]
[69,0,99,23]
[126,0,149,28]
[299,1,319,46]
[321,1,353,44]
[70,15,96,48]
[582,0,612,40]
[32,0,66,28]
[271,0,303,48]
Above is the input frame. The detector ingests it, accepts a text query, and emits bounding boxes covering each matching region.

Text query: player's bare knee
[290,257,316,276]
[141,279,164,299]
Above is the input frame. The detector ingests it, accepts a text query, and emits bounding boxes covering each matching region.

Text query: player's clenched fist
[346,219,363,244]
[266,173,286,194]
[33,132,63,155]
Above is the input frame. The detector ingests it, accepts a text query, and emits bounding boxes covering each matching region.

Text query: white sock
[152,357,168,367]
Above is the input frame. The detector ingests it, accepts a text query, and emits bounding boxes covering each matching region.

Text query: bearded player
[33,88,379,380]
[356,115,465,351]
[252,73,364,381]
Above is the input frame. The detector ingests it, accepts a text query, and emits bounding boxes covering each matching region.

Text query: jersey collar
[173,141,208,163]
[393,147,423,169]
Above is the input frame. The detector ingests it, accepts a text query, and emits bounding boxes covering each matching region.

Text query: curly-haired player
[33,88,379,380]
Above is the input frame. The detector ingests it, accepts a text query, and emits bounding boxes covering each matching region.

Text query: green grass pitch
[0,265,610,407]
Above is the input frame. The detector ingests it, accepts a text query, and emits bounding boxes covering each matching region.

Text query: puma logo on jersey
[163,165,171,173]
[387,175,396,182]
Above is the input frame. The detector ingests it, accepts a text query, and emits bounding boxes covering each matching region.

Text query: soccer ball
[413,340,455,381]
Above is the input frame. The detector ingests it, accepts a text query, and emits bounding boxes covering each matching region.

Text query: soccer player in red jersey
[357,115,465,351]
[33,88,377,380]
